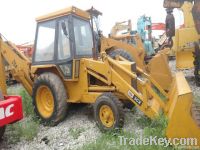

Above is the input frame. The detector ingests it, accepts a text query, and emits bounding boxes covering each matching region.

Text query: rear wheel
[0,126,5,140]
[94,93,124,131]
[33,72,67,126]
[108,49,135,109]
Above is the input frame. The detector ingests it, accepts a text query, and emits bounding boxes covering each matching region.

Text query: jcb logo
[0,104,14,120]
[127,90,143,106]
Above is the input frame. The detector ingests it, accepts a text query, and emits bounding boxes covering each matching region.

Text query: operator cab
[32,6,96,79]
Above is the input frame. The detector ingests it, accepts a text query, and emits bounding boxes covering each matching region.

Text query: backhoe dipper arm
[0,34,33,95]
[164,0,200,34]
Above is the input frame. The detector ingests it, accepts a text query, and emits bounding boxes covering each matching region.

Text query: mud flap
[166,72,200,146]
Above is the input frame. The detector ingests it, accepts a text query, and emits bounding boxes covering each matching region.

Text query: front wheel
[32,72,68,126]
[94,93,124,132]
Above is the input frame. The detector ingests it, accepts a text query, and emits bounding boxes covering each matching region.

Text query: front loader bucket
[147,53,173,91]
[176,51,194,69]
[166,72,200,146]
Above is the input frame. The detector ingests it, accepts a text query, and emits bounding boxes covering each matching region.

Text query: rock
[59,142,64,146]
[41,136,49,144]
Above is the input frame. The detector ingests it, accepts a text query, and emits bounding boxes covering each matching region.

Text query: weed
[19,89,35,117]
[79,114,171,150]
[6,117,39,144]
[69,128,85,139]
[5,87,39,143]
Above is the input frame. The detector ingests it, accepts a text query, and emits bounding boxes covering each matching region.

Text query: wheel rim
[99,105,114,128]
[36,85,54,118]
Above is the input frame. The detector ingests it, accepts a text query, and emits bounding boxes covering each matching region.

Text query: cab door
[56,17,73,79]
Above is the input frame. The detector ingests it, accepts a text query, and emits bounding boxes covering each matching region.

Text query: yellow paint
[36,85,54,118]
[36,6,90,22]
[0,53,7,95]
[171,2,199,69]
[174,27,198,69]
[166,72,200,146]
[147,53,172,91]
[99,105,114,128]
[181,1,195,28]
[0,37,33,95]
[1,5,200,146]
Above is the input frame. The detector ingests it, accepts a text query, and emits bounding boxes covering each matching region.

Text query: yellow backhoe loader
[164,0,200,69]
[0,6,200,147]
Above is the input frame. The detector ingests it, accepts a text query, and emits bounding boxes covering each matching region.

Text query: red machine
[151,23,165,30]
[16,43,34,58]
[0,96,23,139]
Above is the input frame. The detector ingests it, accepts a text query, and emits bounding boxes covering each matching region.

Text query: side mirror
[61,22,68,36]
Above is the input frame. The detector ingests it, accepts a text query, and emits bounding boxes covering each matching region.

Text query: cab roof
[36,6,90,22]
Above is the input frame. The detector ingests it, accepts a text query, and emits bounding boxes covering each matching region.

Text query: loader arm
[85,53,200,145]
[100,36,173,91]
[85,54,167,118]
[0,34,33,95]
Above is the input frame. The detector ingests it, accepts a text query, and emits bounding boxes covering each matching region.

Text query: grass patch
[5,87,39,143]
[19,89,35,117]
[6,118,39,144]
[142,114,168,138]
[69,127,85,139]
[79,115,173,150]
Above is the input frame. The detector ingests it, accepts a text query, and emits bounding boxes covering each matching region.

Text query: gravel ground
[0,103,142,150]
[0,59,199,150]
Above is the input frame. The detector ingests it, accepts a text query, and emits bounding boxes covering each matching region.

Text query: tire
[0,126,5,140]
[193,42,200,86]
[32,72,67,126]
[108,49,134,62]
[108,49,136,109]
[94,93,124,132]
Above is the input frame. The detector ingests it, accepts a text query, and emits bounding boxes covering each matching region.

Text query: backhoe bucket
[166,72,200,146]
[176,51,194,69]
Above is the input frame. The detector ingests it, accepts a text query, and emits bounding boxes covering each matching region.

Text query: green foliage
[6,87,39,143]
[79,114,172,150]
[19,89,35,117]
[143,114,168,138]
[69,128,85,139]
[6,118,39,144]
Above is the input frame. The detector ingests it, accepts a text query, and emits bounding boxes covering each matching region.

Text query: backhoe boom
[0,34,33,95]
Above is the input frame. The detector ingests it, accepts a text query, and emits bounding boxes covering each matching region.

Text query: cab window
[73,18,93,56]
[58,19,71,60]
[34,20,56,62]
